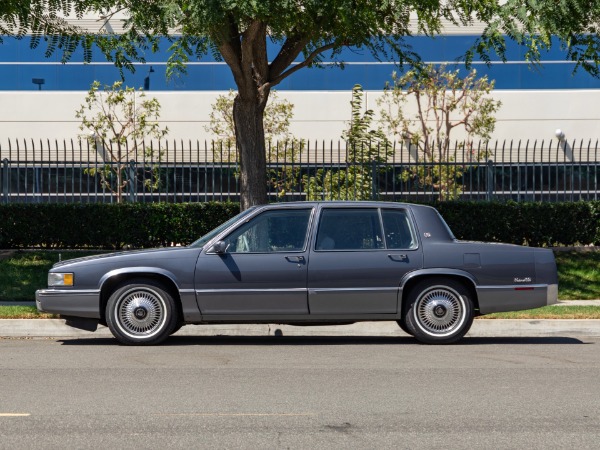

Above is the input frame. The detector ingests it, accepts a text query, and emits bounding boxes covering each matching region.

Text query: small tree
[205,89,304,197]
[378,65,501,200]
[76,81,169,202]
[305,84,391,200]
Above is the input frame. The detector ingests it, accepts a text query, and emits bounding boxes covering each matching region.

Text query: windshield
[189,207,257,248]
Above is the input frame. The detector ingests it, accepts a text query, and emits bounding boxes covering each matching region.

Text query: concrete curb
[2,319,600,339]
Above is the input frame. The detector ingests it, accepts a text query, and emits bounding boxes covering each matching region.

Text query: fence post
[486,159,494,201]
[127,159,137,202]
[2,158,8,204]
[371,158,377,200]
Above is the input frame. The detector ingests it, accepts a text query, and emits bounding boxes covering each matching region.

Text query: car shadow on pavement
[460,336,588,345]
[57,336,417,346]
[57,335,588,346]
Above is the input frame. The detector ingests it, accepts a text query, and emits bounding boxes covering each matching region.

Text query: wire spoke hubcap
[117,289,166,338]
[415,287,465,336]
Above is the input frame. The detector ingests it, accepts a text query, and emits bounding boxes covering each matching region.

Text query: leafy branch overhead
[6,1,599,80]
[3,0,599,208]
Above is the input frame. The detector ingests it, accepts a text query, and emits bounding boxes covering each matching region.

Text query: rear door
[308,207,422,315]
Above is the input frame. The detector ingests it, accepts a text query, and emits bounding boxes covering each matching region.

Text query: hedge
[433,201,600,247]
[0,201,598,249]
[0,202,240,249]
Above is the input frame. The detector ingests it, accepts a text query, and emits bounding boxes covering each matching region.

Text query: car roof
[259,201,435,211]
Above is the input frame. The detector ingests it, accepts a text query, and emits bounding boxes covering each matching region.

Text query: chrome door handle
[388,254,408,262]
[285,256,305,263]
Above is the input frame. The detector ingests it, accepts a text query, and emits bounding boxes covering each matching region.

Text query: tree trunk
[233,94,268,210]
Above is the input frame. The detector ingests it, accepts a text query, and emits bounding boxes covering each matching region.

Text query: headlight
[48,272,74,287]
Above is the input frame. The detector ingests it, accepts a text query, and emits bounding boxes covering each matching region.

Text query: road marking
[0,414,30,417]
[156,413,314,417]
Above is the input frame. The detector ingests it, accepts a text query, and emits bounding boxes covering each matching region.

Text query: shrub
[0,201,597,249]
[0,202,239,249]
[434,201,599,247]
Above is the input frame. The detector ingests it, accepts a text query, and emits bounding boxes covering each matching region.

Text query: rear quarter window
[381,209,417,249]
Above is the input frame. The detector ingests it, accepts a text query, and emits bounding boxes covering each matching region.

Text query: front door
[195,208,313,315]
[308,207,422,314]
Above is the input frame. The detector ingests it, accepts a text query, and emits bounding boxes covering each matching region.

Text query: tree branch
[268,42,337,88]
[96,7,128,31]
[218,14,244,88]
[269,33,311,79]
[414,90,431,158]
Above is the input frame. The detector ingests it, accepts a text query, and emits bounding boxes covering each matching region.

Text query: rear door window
[316,209,384,250]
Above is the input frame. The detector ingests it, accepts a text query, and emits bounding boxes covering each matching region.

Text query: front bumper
[36,289,101,319]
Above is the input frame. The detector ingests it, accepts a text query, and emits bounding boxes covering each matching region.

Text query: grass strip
[555,251,600,300]
[478,305,600,320]
[0,251,100,302]
[0,306,57,319]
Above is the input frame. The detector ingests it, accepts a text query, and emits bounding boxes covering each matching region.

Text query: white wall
[365,90,600,144]
[0,90,599,151]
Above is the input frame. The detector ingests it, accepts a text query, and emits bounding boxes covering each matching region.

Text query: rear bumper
[36,289,101,319]
[477,283,558,314]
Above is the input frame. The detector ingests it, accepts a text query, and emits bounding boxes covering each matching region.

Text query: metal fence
[1,138,599,203]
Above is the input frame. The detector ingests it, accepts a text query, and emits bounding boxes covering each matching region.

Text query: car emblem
[514,277,532,283]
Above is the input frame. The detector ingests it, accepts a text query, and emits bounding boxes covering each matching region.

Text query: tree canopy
[2,0,599,207]
[6,1,599,76]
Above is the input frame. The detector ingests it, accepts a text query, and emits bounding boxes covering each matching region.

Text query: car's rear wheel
[106,279,179,345]
[404,278,474,344]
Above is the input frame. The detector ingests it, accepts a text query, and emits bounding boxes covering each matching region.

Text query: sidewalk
[556,300,600,306]
[1,300,600,339]
[1,319,600,338]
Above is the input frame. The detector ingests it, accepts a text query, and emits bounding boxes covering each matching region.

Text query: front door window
[225,209,311,253]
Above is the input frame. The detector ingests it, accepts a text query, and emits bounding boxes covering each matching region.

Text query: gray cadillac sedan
[37,201,558,345]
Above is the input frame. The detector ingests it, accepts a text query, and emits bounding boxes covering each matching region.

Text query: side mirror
[212,240,228,254]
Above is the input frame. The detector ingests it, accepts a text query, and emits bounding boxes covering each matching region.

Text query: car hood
[52,246,202,269]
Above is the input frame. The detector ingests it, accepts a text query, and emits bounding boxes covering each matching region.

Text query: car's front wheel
[396,319,413,336]
[106,279,179,345]
[404,278,474,344]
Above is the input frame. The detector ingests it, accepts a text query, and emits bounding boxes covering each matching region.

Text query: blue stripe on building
[0,35,598,91]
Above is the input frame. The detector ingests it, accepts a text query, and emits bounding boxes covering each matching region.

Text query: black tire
[106,279,179,346]
[404,278,474,344]
[170,322,184,336]
[396,319,413,336]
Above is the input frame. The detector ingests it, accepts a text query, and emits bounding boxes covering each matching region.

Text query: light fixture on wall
[32,78,45,90]
[555,128,566,141]
[143,66,155,91]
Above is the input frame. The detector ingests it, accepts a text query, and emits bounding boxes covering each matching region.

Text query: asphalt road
[1,335,599,449]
